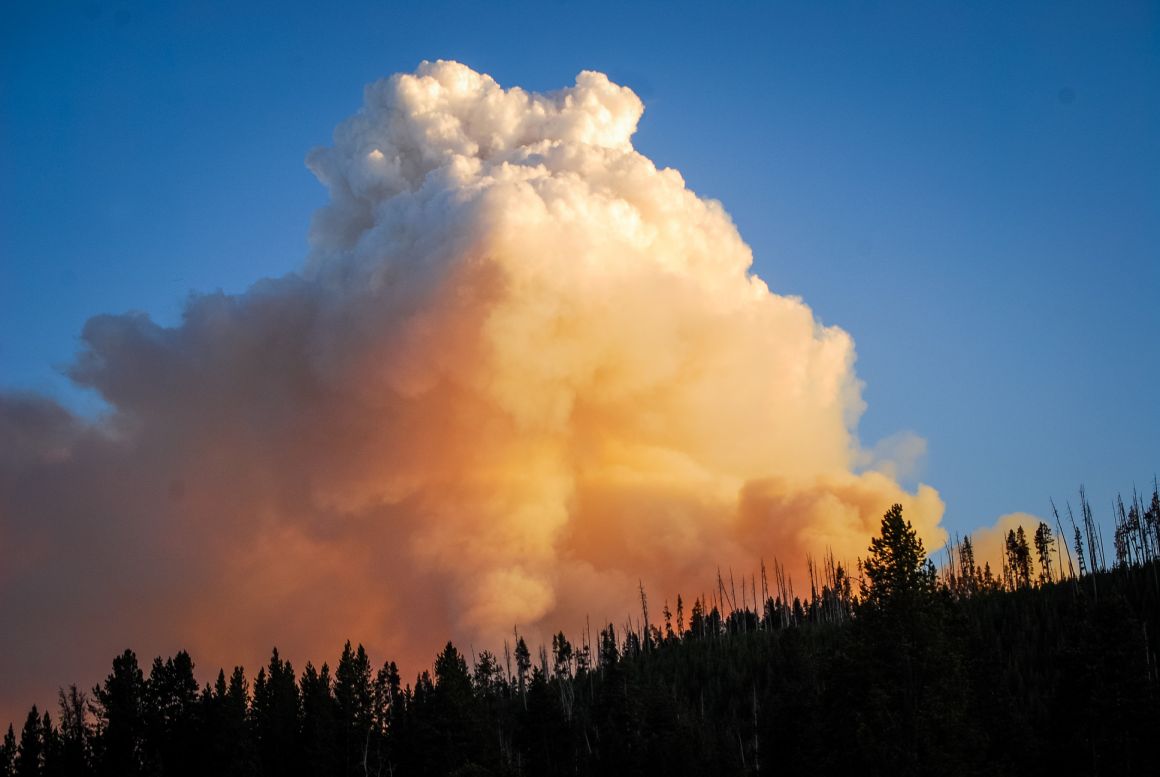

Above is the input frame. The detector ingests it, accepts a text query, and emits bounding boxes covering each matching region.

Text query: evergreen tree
[1034,522,1056,583]
[429,642,482,773]
[0,725,16,777]
[92,649,146,777]
[36,713,58,777]
[1148,484,1160,553]
[144,650,201,776]
[1005,526,1032,588]
[472,651,501,696]
[688,598,705,639]
[957,535,978,595]
[859,503,936,612]
[368,661,395,775]
[55,686,91,776]
[1074,525,1088,577]
[202,667,252,777]
[299,661,337,777]
[333,642,372,777]
[514,637,531,707]
[14,708,41,777]
[250,648,301,777]
[853,504,966,775]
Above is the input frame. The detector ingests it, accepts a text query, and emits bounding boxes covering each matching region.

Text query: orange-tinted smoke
[0,61,946,726]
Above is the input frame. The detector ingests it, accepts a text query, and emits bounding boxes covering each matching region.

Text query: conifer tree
[1005,527,1032,589]
[14,708,41,777]
[144,651,200,776]
[1074,526,1088,576]
[859,503,936,612]
[1015,526,1032,587]
[334,642,372,777]
[1034,522,1055,583]
[689,599,705,639]
[514,638,531,706]
[250,649,300,776]
[472,651,501,696]
[55,685,90,776]
[203,667,251,777]
[0,725,16,777]
[92,649,146,777]
[299,661,336,777]
[958,535,977,595]
[37,712,57,777]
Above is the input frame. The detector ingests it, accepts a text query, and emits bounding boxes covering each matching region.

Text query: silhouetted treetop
[860,503,937,612]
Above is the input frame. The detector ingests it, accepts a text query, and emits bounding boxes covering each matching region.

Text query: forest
[2,484,1158,776]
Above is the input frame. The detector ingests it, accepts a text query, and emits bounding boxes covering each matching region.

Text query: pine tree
[0,725,16,777]
[203,667,251,777]
[55,685,91,776]
[958,535,978,596]
[1074,526,1088,576]
[37,712,57,777]
[551,632,576,721]
[92,649,146,777]
[334,642,372,777]
[513,638,531,708]
[689,598,705,639]
[144,651,200,776]
[369,662,394,776]
[472,651,501,696]
[1005,527,1032,589]
[1147,483,1160,554]
[251,648,300,777]
[433,643,471,699]
[859,503,936,612]
[1034,522,1055,584]
[299,661,337,777]
[14,707,41,777]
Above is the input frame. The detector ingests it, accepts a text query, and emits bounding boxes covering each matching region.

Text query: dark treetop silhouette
[3,485,1158,776]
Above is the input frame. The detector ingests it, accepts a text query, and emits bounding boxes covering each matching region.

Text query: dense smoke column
[0,61,945,724]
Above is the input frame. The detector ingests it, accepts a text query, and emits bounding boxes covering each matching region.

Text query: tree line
[3,483,1158,776]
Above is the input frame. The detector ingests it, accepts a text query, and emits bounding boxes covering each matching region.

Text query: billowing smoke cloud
[0,61,946,723]
[968,512,1048,575]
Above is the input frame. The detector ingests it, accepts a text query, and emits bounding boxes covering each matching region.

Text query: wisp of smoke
[0,61,945,722]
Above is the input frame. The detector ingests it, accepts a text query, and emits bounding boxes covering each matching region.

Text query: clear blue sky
[2,0,1157,536]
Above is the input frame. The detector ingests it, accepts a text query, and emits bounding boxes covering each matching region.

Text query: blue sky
[2,0,1157,536]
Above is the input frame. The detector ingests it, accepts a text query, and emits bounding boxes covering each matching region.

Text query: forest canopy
[3,484,1158,776]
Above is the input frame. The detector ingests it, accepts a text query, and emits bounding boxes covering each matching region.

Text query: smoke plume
[0,61,946,722]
